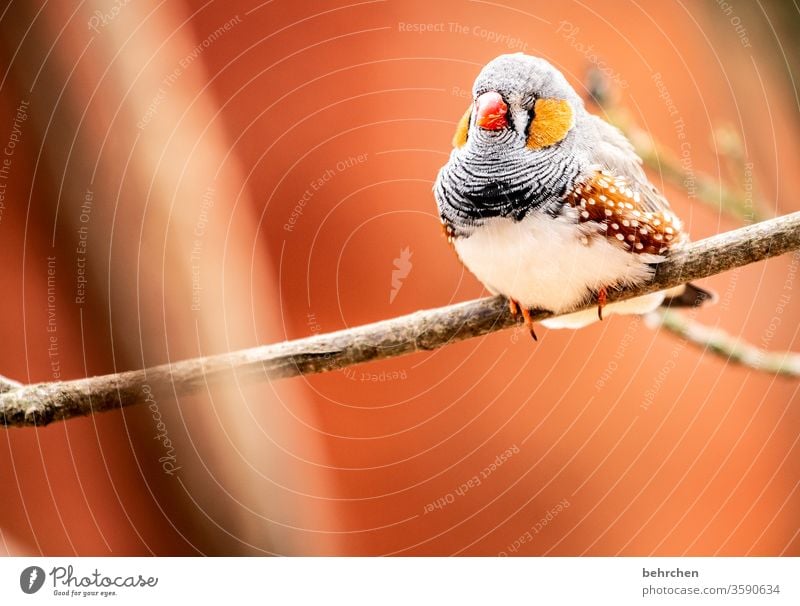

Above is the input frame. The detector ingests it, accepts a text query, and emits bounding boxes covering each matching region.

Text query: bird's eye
[526,98,574,149]
[526,100,537,126]
[452,105,472,148]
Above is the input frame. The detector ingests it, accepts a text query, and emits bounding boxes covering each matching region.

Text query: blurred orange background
[0,0,798,556]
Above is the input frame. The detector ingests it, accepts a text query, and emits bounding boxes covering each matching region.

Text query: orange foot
[521,306,538,342]
[597,287,608,321]
[508,298,537,341]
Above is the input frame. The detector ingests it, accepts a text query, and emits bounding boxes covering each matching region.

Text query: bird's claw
[520,305,538,342]
[597,287,608,321]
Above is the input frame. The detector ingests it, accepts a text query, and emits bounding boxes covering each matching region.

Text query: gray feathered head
[464,53,585,151]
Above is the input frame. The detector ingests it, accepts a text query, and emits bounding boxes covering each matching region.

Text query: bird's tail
[660,282,716,308]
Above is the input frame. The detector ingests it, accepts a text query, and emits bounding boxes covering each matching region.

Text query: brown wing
[586,114,673,215]
[566,170,685,256]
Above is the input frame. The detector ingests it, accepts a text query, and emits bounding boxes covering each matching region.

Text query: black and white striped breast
[434,131,579,237]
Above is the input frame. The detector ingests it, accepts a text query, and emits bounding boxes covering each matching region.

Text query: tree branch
[2,212,799,428]
[0,374,22,394]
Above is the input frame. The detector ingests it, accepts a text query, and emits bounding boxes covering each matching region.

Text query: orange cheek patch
[526,98,574,149]
[452,105,472,148]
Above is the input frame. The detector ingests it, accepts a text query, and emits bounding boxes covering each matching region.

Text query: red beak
[474,91,508,130]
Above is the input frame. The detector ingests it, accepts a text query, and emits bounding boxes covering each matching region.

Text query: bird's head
[436,54,588,230]
[452,53,582,152]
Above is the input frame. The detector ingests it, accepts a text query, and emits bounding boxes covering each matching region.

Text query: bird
[434,53,714,339]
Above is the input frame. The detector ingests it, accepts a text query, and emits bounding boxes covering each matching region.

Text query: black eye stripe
[525,104,536,137]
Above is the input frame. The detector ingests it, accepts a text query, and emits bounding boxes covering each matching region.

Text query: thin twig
[1,212,799,428]
[608,108,770,223]
[647,309,800,378]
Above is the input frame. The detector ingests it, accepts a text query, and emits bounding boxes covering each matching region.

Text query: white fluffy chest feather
[453,212,666,323]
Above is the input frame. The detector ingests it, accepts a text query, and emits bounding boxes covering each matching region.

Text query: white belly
[453,212,666,328]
